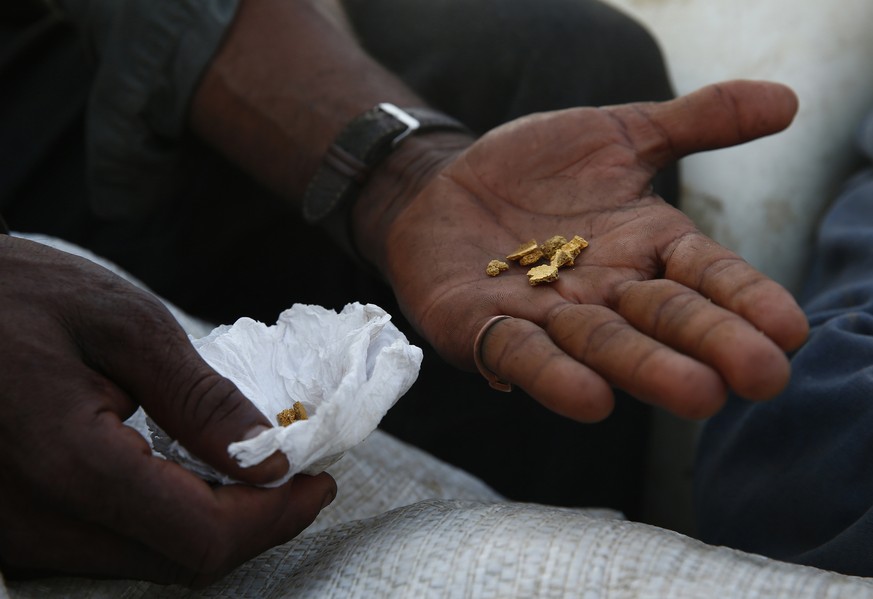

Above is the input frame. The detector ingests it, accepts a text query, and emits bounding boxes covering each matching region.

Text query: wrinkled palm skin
[373,81,808,422]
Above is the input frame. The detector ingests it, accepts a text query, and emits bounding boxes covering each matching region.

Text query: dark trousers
[1,0,675,517]
[695,162,873,577]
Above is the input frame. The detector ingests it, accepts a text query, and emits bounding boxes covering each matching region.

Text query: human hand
[360,80,809,421]
[0,236,336,585]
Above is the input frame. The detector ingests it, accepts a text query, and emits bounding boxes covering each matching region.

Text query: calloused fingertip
[761,80,800,133]
[536,381,616,424]
[742,283,809,353]
[232,425,291,485]
[718,79,800,125]
[769,80,800,121]
[288,472,338,513]
[780,314,810,353]
[572,397,615,424]
[247,453,292,486]
[655,375,727,420]
[758,293,809,353]
[730,351,792,403]
[675,391,727,421]
[649,363,728,421]
[319,475,337,510]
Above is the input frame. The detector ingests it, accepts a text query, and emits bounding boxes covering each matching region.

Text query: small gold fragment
[551,235,589,268]
[564,235,589,253]
[485,260,510,277]
[277,401,309,427]
[487,234,589,285]
[570,235,589,249]
[518,248,545,266]
[506,239,540,261]
[540,235,568,259]
[527,264,559,286]
[551,248,574,268]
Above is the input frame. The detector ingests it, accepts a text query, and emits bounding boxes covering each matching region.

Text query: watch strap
[301,103,470,260]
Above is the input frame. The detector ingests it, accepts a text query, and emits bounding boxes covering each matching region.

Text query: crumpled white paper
[149,302,423,486]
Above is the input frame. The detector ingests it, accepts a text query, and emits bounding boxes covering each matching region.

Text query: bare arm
[188,0,472,207]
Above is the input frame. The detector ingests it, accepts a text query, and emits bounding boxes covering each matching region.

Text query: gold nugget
[486,260,509,277]
[506,239,540,261]
[277,401,309,427]
[540,235,568,259]
[552,236,589,267]
[527,264,559,286]
[551,248,574,268]
[565,235,589,253]
[518,248,545,266]
[487,234,589,285]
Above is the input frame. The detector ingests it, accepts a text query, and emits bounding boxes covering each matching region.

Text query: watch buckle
[378,102,421,147]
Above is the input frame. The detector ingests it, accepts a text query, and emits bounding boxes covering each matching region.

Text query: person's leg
[695,138,873,576]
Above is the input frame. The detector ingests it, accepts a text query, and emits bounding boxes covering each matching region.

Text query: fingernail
[258,453,291,484]
[238,425,290,484]
[322,486,337,510]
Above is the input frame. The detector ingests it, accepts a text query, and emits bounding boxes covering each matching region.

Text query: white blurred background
[606,0,873,294]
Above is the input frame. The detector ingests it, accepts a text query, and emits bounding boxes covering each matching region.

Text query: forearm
[189,0,412,197]
[188,0,473,270]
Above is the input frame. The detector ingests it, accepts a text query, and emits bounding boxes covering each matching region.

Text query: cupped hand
[0,236,336,585]
[380,80,809,421]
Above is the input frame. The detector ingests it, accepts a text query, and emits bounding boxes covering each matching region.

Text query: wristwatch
[301,103,471,260]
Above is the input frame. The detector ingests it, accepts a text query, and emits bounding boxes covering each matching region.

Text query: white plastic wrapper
[149,302,423,486]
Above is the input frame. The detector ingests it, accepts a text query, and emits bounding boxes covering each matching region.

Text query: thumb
[618,79,799,167]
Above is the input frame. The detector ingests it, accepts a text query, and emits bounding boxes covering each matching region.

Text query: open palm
[381,81,809,422]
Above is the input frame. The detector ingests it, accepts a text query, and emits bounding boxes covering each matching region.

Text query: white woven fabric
[7,434,873,598]
[5,234,873,598]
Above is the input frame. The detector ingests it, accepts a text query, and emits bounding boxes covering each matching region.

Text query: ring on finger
[473,315,513,392]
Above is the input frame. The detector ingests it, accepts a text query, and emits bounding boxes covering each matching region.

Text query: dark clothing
[695,109,873,577]
[1,0,675,516]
